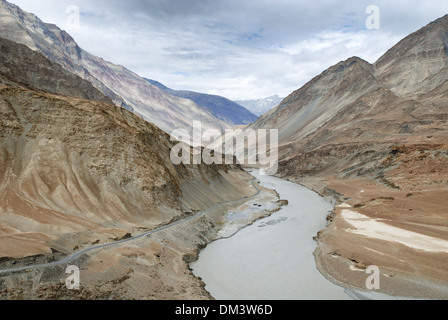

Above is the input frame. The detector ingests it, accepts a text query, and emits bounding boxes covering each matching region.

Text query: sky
[8,0,448,100]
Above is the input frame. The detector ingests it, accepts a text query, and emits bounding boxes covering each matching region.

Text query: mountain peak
[250,12,448,162]
[375,14,448,96]
[0,36,113,104]
[426,13,448,28]
[235,95,284,116]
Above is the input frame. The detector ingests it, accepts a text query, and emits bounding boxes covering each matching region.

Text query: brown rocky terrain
[249,15,448,298]
[0,36,113,104]
[0,0,235,135]
[0,40,281,299]
[0,174,281,300]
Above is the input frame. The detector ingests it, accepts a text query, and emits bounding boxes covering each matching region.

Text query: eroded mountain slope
[0,0,231,134]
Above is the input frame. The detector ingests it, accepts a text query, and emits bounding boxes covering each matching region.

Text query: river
[191,171,351,300]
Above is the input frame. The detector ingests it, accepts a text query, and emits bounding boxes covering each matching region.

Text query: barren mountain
[0,36,112,104]
[0,0,230,134]
[250,15,448,298]
[0,37,265,299]
[235,95,284,116]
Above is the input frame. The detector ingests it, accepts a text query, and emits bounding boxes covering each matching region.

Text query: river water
[191,171,351,300]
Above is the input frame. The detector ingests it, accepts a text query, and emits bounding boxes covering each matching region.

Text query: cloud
[7,0,448,100]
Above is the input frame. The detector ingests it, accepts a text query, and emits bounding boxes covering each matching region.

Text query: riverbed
[191,171,351,300]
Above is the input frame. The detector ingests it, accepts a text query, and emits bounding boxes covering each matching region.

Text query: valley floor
[191,171,350,300]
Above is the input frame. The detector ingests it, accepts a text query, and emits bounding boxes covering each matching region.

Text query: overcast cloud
[8,0,448,100]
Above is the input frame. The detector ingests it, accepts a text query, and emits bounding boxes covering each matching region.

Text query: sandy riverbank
[297,175,448,300]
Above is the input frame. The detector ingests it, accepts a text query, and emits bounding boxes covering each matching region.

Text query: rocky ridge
[0,36,268,299]
[235,95,284,116]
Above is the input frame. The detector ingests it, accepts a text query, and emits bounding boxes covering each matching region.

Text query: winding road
[0,176,261,275]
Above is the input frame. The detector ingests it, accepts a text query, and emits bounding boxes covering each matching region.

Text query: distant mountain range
[146,79,258,126]
[1,0,448,299]
[235,95,284,116]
